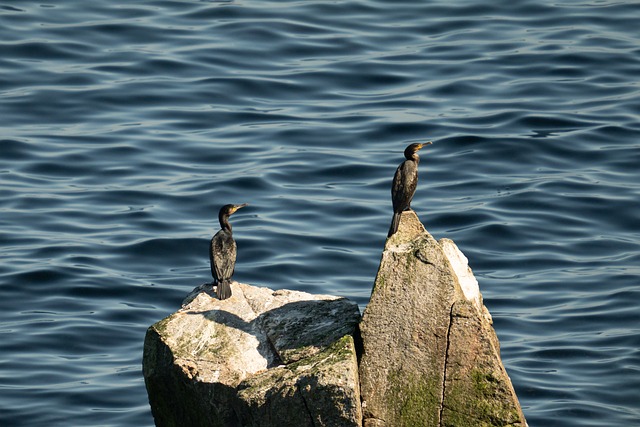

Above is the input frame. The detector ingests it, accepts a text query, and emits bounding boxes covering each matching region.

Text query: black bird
[388,141,432,237]
[210,203,247,300]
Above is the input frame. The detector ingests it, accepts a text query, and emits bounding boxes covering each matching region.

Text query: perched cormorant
[210,203,247,300]
[388,141,432,237]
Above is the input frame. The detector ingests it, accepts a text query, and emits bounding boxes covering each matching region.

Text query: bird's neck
[407,153,420,163]
[219,215,232,233]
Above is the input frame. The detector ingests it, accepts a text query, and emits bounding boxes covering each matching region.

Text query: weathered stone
[143,282,362,427]
[236,335,361,427]
[359,210,527,427]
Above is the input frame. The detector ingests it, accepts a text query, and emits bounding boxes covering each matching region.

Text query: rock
[144,210,526,427]
[143,282,362,427]
[358,210,527,427]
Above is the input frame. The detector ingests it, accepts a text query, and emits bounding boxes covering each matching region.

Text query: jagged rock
[359,210,527,427]
[143,282,362,427]
[143,210,526,427]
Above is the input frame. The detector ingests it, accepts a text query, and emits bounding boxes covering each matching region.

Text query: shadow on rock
[143,282,362,427]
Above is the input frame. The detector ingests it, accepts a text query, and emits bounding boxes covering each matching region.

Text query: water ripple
[1,1,639,426]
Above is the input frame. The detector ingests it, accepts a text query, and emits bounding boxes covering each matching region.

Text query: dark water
[1,0,639,425]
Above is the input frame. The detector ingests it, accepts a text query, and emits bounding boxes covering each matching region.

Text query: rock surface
[144,211,527,427]
[143,282,362,427]
[359,210,527,427]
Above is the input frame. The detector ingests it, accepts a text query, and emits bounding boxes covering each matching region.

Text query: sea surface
[1,0,639,426]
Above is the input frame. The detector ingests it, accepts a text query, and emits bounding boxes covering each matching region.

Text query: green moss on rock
[387,369,440,427]
[442,368,523,427]
[152,315,172,336]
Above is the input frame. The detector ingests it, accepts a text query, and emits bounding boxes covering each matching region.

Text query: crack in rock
[438,303,455,427]
[298,382,317,427]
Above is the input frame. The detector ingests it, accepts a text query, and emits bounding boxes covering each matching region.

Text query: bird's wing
[210,231,237,281]
[404,161,418,199]
[391,162,408,210]
[391,160,418,212]
[209,235,219,280]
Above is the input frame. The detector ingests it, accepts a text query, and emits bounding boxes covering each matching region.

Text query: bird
[210,203,247,300]
[388,141,432,237]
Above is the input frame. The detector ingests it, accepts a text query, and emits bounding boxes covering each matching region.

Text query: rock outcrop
[143,210,527,427]
[359,210,527,427]
[143,282,362,427]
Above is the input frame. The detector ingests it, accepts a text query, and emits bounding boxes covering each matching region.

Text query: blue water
[1,0,639,425]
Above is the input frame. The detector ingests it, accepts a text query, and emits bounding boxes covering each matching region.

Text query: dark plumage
[388,142,432,237]
[210,203,247,300]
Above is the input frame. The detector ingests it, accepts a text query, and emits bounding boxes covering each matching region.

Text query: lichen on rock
[143,209,526,427]
[143,282,362,427]
[359,210,527,427]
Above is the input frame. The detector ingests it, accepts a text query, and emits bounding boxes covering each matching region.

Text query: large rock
[359,210,527,427]
[143,282,362,427]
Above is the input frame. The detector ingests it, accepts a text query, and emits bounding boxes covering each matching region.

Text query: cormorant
[388,141,432,237]
[210,203,247,300]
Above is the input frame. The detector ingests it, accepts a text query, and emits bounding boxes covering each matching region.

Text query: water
[1,0,639,425]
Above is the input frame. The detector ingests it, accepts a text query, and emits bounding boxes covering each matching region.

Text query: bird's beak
[233,203,248,213]
[420,141,433,149]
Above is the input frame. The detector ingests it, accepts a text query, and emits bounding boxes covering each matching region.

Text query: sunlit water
[1,1,639,425]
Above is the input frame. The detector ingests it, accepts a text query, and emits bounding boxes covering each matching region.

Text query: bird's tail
[388,212,401,237]
[216,279,232,300]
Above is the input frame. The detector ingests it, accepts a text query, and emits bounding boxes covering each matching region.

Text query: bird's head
[218,203,248,229]
[220,203,248,217]
[404,141,432,159]
[219,203,248,221]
